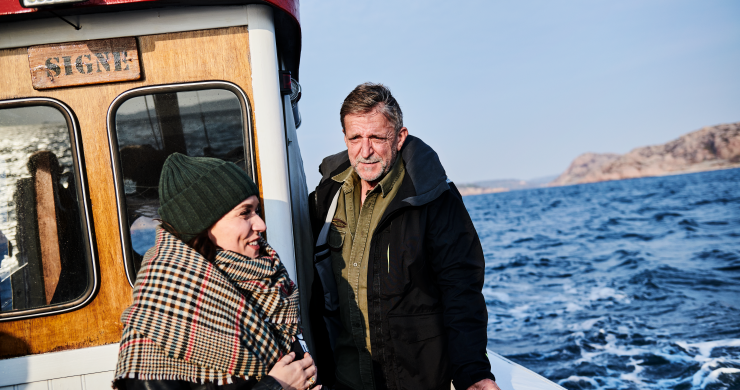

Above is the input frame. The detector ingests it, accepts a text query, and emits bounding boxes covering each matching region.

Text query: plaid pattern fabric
[116,327,240,384]
[115,228,299,384]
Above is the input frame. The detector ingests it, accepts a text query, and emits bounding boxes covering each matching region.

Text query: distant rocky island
[458,121,740,196]
[550,121,740,186]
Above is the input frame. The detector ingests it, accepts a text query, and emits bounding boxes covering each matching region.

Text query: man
[308,83,499,390]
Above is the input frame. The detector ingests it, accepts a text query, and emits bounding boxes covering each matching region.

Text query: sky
[295,0,740,186]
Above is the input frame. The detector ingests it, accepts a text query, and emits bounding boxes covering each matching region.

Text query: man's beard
[353,150,396,183]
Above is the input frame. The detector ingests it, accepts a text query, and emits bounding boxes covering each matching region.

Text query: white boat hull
[485,349,565,390]
[0,345,565,390]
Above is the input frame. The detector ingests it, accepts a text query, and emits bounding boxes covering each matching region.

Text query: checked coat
[114,228,299,386]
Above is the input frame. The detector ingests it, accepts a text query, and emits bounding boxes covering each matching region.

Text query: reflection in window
[114,89,251,273]
[0,106,88,312]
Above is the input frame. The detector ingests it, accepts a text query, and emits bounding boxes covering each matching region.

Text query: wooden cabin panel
[0,26,257,359]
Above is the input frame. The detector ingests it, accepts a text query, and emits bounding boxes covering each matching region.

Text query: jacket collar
[317,135,449,207]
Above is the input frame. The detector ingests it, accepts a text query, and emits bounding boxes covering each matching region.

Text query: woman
[114,153,319,390]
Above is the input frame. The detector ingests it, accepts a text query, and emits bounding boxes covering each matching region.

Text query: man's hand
[466,378,501,390]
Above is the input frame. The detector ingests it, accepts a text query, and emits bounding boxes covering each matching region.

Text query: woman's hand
[267,351,321,390]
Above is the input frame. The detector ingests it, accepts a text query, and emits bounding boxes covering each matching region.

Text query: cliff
[550,122,740,186]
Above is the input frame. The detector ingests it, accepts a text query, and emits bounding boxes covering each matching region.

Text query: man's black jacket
[308,136,494,390]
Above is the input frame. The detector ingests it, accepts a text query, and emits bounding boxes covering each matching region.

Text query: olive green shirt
[327,158,405,390]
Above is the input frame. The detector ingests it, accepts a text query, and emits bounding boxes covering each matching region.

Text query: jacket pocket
[387,312,450,390]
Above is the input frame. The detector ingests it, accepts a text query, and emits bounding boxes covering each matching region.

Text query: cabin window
[109,82,255,284]
[0,100,95,320]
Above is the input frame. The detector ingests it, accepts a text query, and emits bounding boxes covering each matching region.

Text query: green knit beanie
[157,153,259,243]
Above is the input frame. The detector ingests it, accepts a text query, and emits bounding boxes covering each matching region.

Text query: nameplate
[28,37,141,89]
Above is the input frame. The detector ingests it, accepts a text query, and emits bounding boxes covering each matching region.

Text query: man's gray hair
[340,83,404,133]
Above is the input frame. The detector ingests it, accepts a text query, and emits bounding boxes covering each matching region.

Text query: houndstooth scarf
[114,227,300,385]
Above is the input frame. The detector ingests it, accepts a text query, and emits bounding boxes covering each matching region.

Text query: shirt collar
[331,157,405,198]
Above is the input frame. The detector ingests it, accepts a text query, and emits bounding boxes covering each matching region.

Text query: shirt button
[353,263,358,267]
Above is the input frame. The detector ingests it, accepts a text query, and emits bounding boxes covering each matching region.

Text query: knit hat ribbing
[157,153,259,243]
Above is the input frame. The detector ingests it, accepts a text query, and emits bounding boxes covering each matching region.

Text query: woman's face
[207,195,266,258]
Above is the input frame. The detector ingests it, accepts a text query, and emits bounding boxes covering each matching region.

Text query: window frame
[0,97,99,322]
[106,81,256,286]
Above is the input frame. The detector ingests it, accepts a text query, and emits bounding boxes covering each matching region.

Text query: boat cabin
[0,0,313,387]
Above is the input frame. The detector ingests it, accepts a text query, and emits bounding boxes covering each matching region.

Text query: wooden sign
[28,37,140,89]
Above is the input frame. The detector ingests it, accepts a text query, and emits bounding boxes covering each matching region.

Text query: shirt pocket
[328,226,345,251]
[328,226,347,289]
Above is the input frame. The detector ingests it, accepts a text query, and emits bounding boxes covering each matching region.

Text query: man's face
[344,109,408,186]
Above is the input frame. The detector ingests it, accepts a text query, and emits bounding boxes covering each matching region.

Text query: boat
[0,1,564,389]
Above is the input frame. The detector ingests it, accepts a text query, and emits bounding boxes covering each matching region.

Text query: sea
[464,168,740,390]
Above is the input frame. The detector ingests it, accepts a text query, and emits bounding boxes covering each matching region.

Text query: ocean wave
[469,168,740,389]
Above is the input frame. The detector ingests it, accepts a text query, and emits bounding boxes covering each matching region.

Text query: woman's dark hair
[159,220,218,262]
[187,231,218,262]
